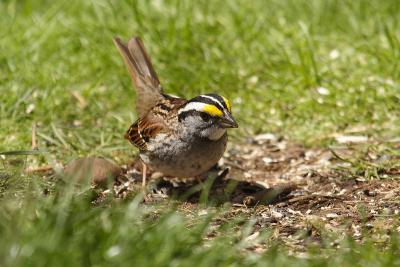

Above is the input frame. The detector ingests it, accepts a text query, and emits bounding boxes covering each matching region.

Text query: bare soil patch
[104,135,400,251]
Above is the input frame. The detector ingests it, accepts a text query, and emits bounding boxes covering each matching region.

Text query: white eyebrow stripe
[199,95,225,110]
[178,102,207,114]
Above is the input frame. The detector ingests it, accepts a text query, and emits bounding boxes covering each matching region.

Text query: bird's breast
[140,133,227,177]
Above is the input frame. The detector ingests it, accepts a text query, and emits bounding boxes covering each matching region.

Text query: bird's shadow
[147,169,295,206]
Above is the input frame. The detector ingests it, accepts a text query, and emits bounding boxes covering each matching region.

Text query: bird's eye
[200,112,211,121]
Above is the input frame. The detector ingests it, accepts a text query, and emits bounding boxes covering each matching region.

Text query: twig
[288,194,342,203]
[223,159,246,171]
[25,165,53,174]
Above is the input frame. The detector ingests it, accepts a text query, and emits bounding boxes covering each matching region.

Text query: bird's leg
[141,162,147,189]
[141,162,151,203]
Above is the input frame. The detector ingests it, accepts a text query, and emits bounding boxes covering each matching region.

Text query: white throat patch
[203,127,226,141]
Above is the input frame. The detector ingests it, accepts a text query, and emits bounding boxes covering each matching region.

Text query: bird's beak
[219,112,238,128]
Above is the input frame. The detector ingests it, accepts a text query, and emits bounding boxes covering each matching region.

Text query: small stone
[63,157,122,188]
[253,133,277,143]
[271,210,283,219]
[326,213,339,219]
[151,172,164,179]
[262,157,274,164]
[363,189,377,197]
[317,87,330,95]
[356,177,366,183]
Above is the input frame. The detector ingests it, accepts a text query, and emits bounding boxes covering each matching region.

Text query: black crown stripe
[189,95,224,112]
[204,93,228,110]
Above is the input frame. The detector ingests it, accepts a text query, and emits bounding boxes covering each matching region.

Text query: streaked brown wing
[124,114,166,151]
[114,36,164,117]
[124,96,188,151]
[124,122,147,150]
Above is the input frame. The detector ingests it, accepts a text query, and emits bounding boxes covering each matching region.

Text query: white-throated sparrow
[114,37,238,187]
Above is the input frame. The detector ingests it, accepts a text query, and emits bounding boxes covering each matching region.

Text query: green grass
[1,0,400,266]
[2,178,400,267]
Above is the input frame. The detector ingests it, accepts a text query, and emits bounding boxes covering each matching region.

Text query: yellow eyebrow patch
[203,104,223,117]
[221,96,232,112]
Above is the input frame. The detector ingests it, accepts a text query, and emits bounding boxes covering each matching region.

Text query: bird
[113,36,238,188]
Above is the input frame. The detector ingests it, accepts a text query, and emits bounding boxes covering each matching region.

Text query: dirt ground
[103,134,400,252]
